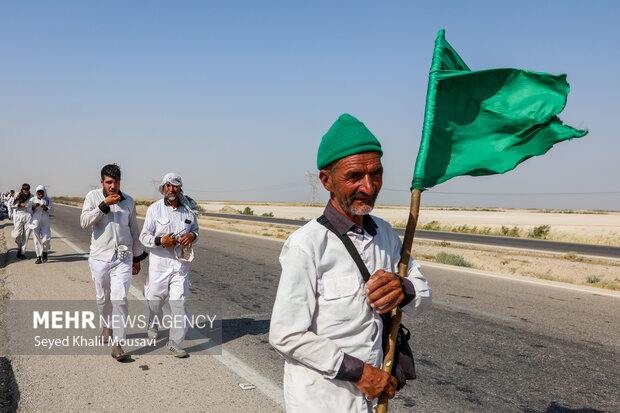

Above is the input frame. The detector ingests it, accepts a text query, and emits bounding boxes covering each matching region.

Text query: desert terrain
[55,199,620,291]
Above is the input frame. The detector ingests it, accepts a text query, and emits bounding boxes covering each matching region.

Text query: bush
[261,212,274,217]
[586,275,601,284]
[238,207,254,215]
[436,252,474,268]
[422,220,442,231]
[528,225,550,239]
[501,226,521,237]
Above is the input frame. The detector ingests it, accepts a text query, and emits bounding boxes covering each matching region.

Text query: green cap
[317,114,382,170]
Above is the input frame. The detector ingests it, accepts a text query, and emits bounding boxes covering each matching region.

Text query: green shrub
[436,252,474,268]
[422,220,442,231]
[238,207,254,215]
[586,275,601,284]
[501,226,521,237]
[261,212,274,217]
[528,225,550,239]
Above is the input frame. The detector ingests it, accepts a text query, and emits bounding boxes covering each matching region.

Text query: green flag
[411,30,587,191]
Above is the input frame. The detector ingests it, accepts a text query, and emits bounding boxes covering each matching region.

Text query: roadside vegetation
[436,252,474,268]
[414,220,553,240]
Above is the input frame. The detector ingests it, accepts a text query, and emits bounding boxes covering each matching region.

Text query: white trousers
[32,217,51,257]
[12,211,31,254]
[7,206,13,219]
[144,265,190,345]
[88,255,133,343]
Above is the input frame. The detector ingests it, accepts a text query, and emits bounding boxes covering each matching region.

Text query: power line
[183,181,305,193]
[381,188,620,196]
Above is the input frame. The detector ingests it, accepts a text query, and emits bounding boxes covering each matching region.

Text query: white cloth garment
[139,198,199,345]
[269,216,432,413]
[144,267,190,344]
[6,194,15,219]
[80,189,144,261]
[11,193,34,254]
[88,254,133,342]
[30,186,54,257]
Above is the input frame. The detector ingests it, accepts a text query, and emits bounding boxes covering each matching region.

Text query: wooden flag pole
[377,188,422,413]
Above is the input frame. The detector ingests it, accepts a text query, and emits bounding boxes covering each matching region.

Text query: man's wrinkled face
[101,176,120,196]
[163,182,181,202]
[320,152,383,219]
[21,188,30,196]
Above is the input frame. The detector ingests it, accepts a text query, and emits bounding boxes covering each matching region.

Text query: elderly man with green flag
[269,114,432,413]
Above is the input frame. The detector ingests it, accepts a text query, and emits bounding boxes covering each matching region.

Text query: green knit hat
[317,114,383,170]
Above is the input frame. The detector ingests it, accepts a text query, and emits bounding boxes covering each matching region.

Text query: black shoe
[16,251,25,259]
[42,252,48,262]
[19,253,28,260]
[35,257,42,264]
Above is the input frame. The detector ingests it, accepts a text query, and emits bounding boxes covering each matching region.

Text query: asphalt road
[200,212,620,259]
[44,205,620,412]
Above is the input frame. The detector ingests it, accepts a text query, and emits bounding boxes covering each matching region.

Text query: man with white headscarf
[139,172,199,358]
[30,185,55,264]
[12,184,34,259]
[6,190,16,222]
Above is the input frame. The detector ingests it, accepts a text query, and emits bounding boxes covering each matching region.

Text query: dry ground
[53,200,620,290]
[199,202,620,247]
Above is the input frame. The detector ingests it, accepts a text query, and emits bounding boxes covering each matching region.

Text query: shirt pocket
[119,209,129,226]
[322,274,360,301]
[156,217,170,234]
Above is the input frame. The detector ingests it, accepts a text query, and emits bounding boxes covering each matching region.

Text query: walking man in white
[6,190,16,222]
[12,184,34,259]
[30,185,54,264]
[139,173,199,358]
[80,164,148,361]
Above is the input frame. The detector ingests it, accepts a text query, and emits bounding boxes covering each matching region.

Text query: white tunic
[269,216,432,413]
[138,199,199,272]
[80,189,144,262]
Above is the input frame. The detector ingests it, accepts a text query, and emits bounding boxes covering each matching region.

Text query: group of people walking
[80,164,199,361]
[2,166,200,363]
[1,183,55,264]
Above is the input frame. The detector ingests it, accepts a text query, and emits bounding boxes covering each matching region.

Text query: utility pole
[306,171,319,205]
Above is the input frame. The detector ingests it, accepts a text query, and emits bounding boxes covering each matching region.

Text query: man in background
[12,184,34,259]
[30,185,55,264]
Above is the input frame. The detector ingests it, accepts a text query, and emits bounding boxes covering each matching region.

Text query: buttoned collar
[323,201,377,237]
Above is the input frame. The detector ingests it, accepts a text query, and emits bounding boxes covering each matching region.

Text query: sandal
[111,345,130,362]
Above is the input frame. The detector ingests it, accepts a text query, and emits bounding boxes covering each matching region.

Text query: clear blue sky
[2,1,619,210]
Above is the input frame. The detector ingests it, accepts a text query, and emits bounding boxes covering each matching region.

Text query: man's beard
[336,193,376,216]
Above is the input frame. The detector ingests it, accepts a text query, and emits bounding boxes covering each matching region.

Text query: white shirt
[269,216,432,413]
[139,199,199,272]
[80,189,144,262]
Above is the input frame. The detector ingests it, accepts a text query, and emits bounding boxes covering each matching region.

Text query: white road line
[52,226,286,408]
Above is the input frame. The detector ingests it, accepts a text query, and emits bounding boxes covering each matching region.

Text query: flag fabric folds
[411,29,587,191]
